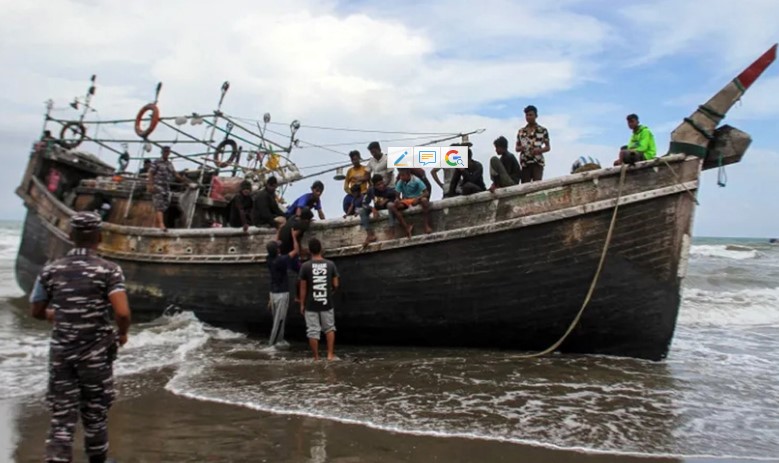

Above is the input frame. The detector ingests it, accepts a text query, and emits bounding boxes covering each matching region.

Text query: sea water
[1,224,777,460]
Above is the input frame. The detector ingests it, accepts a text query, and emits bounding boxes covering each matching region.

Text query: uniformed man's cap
[70,212,102,231]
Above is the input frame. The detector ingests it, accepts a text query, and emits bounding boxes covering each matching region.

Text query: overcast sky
[1,0,777,237]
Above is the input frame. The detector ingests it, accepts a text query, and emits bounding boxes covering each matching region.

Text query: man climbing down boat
[266,228,299,346]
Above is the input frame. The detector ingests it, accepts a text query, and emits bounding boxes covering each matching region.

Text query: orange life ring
[134,103,160,138]
[213,139,240,168]
[58,122,86,149]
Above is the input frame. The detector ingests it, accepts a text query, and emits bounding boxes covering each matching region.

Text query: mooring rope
[658,157,701,204]
[514,164,628,359]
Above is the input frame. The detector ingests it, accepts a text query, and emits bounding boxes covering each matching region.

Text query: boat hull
[17,186,688,360]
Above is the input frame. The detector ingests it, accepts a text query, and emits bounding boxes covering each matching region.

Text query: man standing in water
[299,238,340,360]
[30,212,131,463]
[266,230,299,346]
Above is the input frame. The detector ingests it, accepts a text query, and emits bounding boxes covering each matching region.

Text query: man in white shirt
[366,141,394,186]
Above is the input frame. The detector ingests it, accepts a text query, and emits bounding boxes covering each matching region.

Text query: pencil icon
[394,151,407,166]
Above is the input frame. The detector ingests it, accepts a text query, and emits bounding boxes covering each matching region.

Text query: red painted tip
[736,43,777,90]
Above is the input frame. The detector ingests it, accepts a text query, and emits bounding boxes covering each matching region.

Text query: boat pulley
[214,81,230,115]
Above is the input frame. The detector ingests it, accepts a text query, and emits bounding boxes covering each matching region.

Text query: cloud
[0,0,776,238]
[619,0,779,71]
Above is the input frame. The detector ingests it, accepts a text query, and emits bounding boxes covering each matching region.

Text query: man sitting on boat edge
[360,174,398,246]
[228,180,254,233]
[488,136,521,193]
[448,147,486,196]
[614,113,657,166]
[390,168,433,238]
[286,180,326,220]
[252,176,286,229]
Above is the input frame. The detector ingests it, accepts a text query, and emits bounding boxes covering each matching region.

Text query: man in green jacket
[615,114,656,165]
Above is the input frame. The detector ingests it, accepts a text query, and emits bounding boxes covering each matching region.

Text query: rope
[658,157,700,205]
[514,165,628,359]
[683,117,714,140]
[227,116,457,136]
[696,105,726,123]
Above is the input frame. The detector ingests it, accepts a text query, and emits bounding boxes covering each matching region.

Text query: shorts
[400,198,418,207]
[152,187,171,212]
[304,309,335,340]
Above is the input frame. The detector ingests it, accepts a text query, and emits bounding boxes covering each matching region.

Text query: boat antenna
[197,81,231,186]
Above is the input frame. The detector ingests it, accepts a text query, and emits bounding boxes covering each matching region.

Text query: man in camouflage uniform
[30,212,131,463]
[147,145,193,231]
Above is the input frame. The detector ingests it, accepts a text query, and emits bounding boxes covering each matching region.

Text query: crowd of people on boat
[68,105,656,248]
[199,109,656,246]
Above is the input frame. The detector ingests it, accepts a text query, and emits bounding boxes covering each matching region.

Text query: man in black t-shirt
[266,230,299,346]
[228,180,254,232]
[277,207,313,254]
[298,238,340,360]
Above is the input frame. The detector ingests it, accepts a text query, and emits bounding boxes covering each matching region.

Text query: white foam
[689,244,759,260]
[680,286,779,326]
[0,331,50,399]
[0,311,239,398]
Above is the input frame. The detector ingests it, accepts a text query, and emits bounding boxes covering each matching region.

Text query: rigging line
[295,162,353,182]
[226,115,457,136]
[159,120,220,152]
[286,123,457,136]
[218,114,291,152]
[262,126,350,157]
[49,120,124,157]
[298,159,355,170]
[295,134,461,148]
[71,139,212,144]
[418,129,485,147]
[47,115,183,125]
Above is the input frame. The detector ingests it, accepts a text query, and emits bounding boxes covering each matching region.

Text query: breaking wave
[689,244,759,260]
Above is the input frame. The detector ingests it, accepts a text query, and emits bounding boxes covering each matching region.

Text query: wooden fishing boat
[14,45,776,360]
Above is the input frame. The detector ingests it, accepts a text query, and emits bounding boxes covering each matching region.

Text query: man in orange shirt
[344,150,369,195]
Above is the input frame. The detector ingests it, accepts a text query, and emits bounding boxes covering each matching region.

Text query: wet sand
[3,372,754,463]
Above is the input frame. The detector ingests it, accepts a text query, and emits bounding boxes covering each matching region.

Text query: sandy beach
[2,371,757,463]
